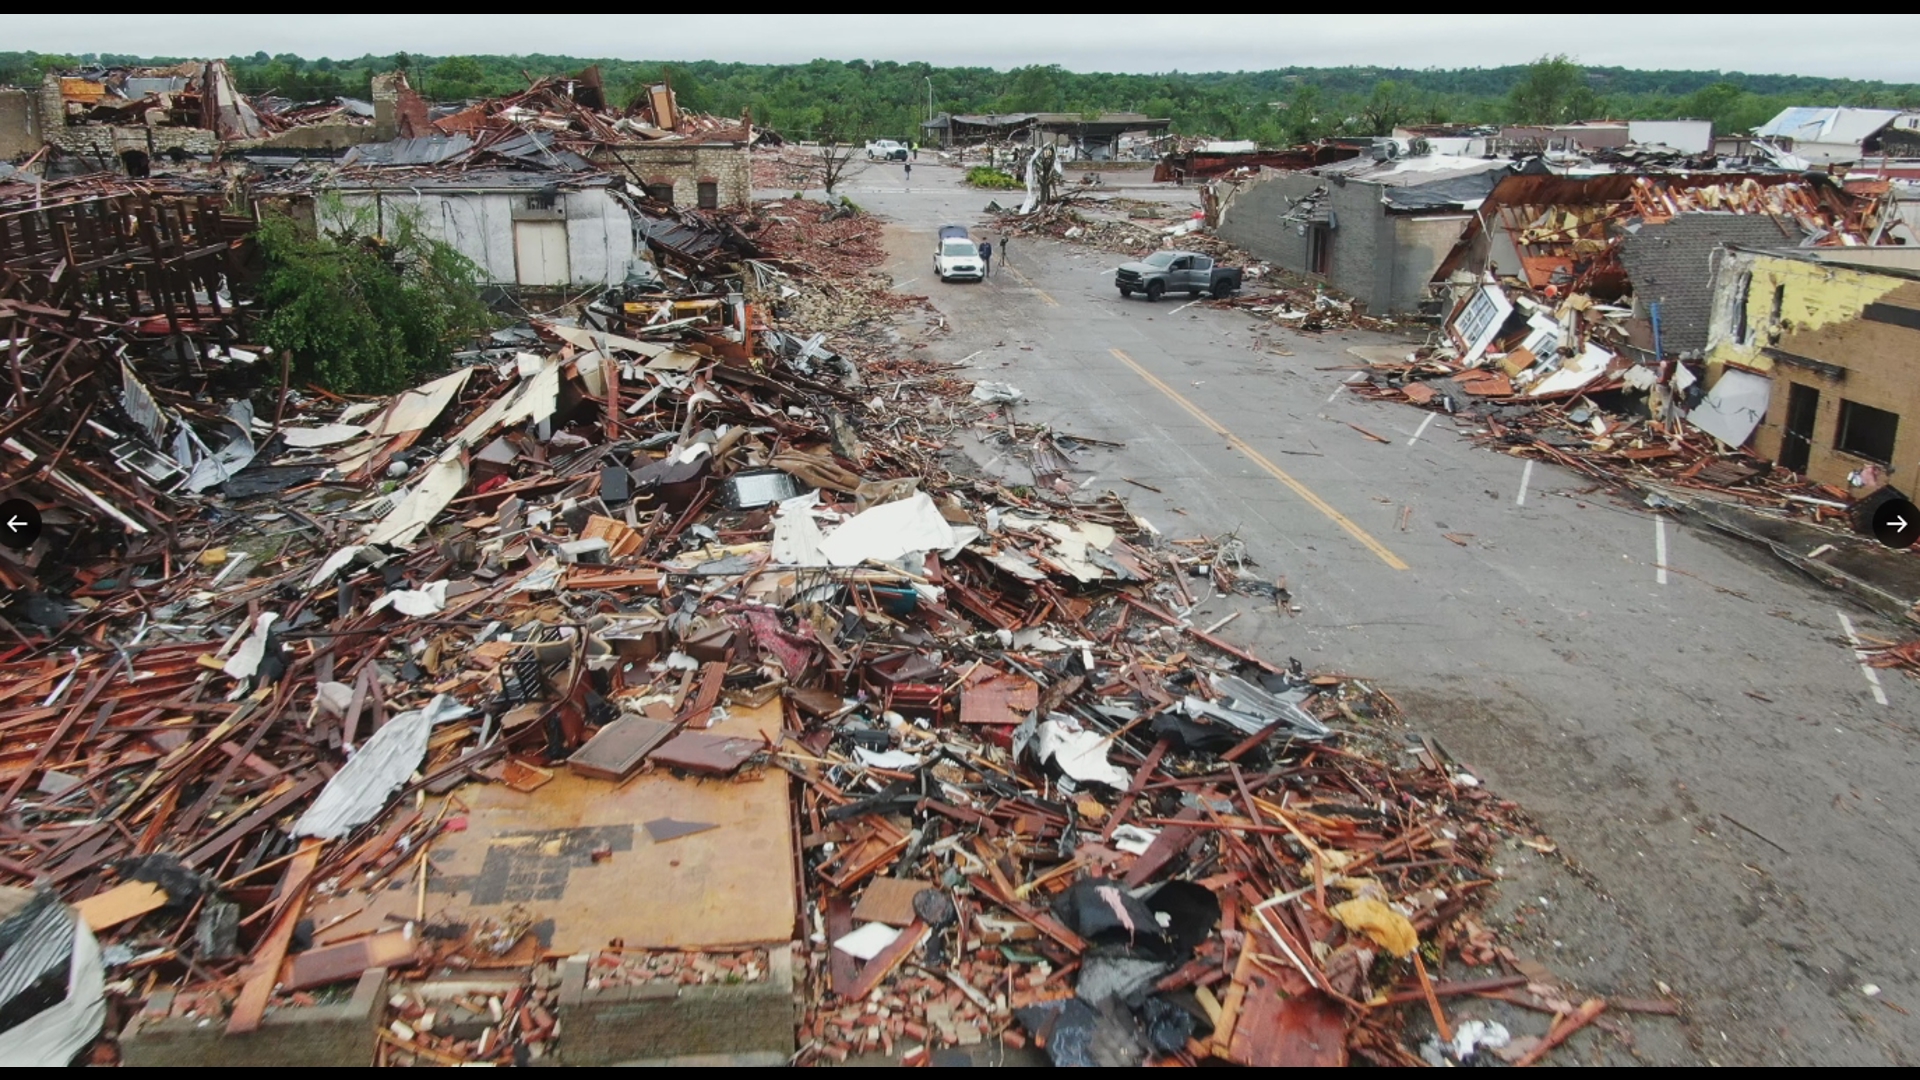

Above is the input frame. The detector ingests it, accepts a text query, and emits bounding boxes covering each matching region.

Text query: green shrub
[965,166,1023,190]
[254,199,496,395]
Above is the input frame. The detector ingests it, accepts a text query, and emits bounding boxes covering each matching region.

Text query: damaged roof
[1315,153,1515,188]
[1754,106,1909,145]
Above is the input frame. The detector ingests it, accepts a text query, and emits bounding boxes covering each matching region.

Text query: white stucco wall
[1627,120,1712,154]
[317,185,635,288]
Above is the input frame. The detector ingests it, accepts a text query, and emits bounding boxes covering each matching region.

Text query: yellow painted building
[1705,246,1920,488]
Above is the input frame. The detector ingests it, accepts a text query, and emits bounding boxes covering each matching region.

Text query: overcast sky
[8,14,1916,83]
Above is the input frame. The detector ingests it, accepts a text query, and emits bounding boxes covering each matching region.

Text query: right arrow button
[1871,496,1920,549]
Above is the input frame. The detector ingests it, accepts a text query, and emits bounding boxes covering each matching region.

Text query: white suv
[866,140,908,161]
[935,235,984,282]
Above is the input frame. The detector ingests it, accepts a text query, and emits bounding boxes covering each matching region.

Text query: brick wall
[49,124,218,160]
[1217,170,1325,286]
[593,143,751,210]
[1704,251,1920,483]
[1748,287,1920,487]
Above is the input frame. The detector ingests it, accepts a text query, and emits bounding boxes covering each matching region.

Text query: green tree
[1358,80,1413,134]
[1508,54,1587,124]
[253,202,495,395]
[1684,81,1745,132]
[428,55,486,102]
[1279,83,1331,144]
[998,64,1067,112]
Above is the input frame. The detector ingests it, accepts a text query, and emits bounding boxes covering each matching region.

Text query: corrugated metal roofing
[341,134,474,167]
[1754,107,1904,145]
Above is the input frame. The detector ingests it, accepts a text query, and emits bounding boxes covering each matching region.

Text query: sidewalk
[1642,481,1920,626]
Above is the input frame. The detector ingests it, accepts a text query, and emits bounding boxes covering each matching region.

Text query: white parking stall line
[1654,514,1670,585]
[1515,460,1533,506]
[1326,372,1363,404]
[1838,611,1892,706]
[1407,413,1436,446]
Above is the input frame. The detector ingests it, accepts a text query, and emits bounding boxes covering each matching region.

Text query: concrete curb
[120,967,388,1067]
[553,945,797,1066]
[1636,480,1920,626]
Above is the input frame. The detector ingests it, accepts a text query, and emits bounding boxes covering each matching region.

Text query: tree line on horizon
[6,50,1918,146]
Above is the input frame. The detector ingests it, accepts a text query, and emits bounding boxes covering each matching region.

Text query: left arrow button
[0,499,41,550]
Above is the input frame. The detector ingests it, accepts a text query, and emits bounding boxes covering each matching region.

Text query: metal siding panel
[514,220,569,287]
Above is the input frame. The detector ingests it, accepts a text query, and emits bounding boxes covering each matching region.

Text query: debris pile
[1867,637,1920,679]
[1346,321,1857,523]
[995,196,1210,258]
[752,145,839,190]
[787,662,1546,1066]
[431,65,748,149]
[1339,172,1907,522]
[0,165,1606,1067]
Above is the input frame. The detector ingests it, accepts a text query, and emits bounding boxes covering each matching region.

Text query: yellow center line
[1005,265,1057,306]
[1107,348,1410,571]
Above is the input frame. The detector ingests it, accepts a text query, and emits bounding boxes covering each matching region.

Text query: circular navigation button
[1872,496,1919,549]
[0,498,42,551]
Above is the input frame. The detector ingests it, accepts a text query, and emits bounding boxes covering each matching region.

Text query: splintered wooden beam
[227,837,323,1035]
[842,918,928,1001]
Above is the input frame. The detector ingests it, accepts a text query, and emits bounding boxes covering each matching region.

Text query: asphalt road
[783,162,1920,1065]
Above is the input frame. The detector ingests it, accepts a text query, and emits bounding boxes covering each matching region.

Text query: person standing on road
[911,143,918,160]
[979,240,993,277]
[904,161,912,183]
[1000,236,1009,267]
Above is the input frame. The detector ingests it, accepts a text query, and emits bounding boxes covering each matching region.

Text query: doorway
[513,220,570,287]
[1780,382,1819,474]
[1307,225,1332,276]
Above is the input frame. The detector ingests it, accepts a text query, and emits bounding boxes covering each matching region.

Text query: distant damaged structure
[0,61,388,173]
[1213,148,1518,316]
[427,67,753,210]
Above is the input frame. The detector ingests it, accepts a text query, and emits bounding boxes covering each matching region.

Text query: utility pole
[926,76,934,128]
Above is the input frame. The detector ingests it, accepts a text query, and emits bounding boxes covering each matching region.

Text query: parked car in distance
[934,230,984,282]
[866,139,909,161]
[1115,250,1243,301]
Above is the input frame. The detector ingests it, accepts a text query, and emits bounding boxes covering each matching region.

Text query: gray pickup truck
[1116,250,1243,301]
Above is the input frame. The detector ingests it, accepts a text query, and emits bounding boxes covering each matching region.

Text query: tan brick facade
[1705,248,1920,487]
[591,143,751,210]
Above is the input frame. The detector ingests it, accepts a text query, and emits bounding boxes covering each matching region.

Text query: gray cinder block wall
[1217,171,1467,315]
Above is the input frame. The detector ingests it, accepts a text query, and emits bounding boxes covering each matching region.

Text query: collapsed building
[1429,170,1888,358]
[0,60,393,173]
[920,111,1172,161]
[1213,151,1519,316]
[1153,139,1362,184]
[1752,105,1920,167]
[425,67,753,211]
[1,103,1622,1069]
[253,130,650,294]
[1,63,752,217]
[1331,162,1916,530]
